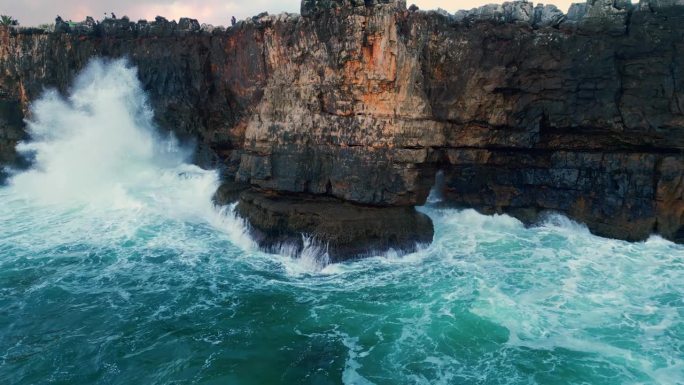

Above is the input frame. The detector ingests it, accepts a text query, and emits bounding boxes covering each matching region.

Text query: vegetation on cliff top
[0,15,18,26]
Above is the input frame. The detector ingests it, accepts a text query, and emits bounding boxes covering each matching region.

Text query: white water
[5,58,254,250]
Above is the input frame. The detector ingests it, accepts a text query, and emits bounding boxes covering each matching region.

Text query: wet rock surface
[0,98,24,182]
[212,181,251,206]
[1,0,684,253]
[236,189,434,261]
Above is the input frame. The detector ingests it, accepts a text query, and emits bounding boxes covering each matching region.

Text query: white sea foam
[409,206,684,384]
[13,58,174,205]
[277,235,331,275]
[6,58,254,250]
[340,333,376,385]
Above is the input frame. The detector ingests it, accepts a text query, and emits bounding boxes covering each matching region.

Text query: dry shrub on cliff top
[0,15,18,26]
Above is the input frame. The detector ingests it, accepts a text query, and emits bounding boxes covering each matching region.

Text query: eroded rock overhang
[1,0,683,257]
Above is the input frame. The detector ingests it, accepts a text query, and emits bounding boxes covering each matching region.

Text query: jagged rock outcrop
[237,189,433,261]
[1,0,683,257]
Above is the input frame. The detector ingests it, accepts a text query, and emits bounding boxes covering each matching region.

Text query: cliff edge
[1,0,683,258]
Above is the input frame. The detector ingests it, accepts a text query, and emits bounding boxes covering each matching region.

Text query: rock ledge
[236,189,434,261]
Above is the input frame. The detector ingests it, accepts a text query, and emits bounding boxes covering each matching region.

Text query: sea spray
[7,58,254,249]
[13,59,190,204]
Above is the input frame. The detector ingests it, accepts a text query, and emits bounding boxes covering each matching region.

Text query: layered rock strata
[237,189,434,261]
[1,0,683,257]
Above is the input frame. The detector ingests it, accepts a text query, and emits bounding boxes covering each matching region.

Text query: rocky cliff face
[0,15,271,179]
[1,0,683,255]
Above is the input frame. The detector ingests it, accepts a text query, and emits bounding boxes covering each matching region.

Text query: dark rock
[178,17,201,32]
[99,17,135,36]
[576,0,630,35]
[213,181,251,205]
[532,4,565,28]
[503,1,534,23]
[0,98,25,184]
[566,2,588,22]
[453,4,506,23]
[301,0,401,16]
[1,0,684,246]
[656,157,684,242]
[236,189,434,261]
[441,149,664,241]
[644,0,684,11]
[54,16,70,33]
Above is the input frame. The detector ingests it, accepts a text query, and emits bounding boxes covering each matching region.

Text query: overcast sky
[5,0,576,27]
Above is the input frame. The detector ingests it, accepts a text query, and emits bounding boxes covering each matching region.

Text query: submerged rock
[236,189,434,261]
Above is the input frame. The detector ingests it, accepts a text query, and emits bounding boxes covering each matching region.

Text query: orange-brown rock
[1,0,684,252]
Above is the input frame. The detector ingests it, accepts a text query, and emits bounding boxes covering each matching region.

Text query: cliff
[1,0,683,257]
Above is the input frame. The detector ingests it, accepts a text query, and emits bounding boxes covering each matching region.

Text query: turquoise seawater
[1,59,683,385]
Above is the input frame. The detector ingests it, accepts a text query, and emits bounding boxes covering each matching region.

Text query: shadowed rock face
[0,98,24,182]
[237,189,434,261]
[1,0,684,255]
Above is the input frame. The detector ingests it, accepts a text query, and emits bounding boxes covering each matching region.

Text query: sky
[4,0,576,27]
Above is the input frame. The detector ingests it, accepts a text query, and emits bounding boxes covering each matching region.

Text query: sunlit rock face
[1,0,684,249]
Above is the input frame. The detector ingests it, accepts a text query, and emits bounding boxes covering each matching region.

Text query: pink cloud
[6,0,578,27]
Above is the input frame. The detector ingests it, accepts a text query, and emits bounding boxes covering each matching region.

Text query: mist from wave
[3,58,254,250]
